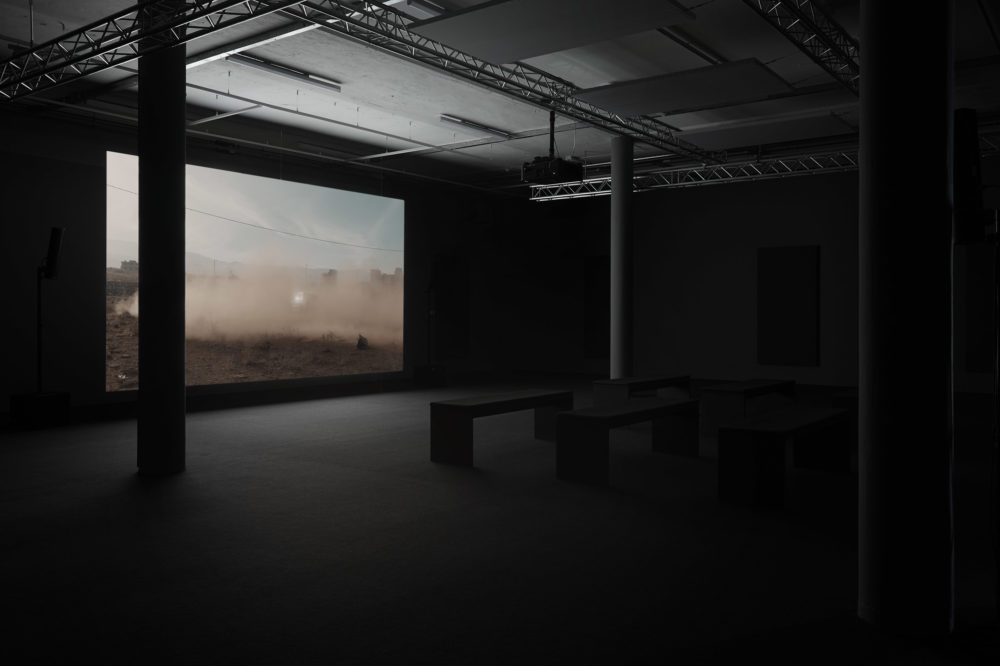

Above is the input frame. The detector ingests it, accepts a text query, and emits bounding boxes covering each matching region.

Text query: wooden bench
[556,397,699,486]
[592,375,691,408]
[717,406,849,508]
[430,389,574,466]
[699,378,796,457]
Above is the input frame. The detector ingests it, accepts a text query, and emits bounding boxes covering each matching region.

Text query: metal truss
[529,151,860,201]
[742,0,860,95]
[0,0,306,100]
[0,0,719,162]
[280,1,719,162]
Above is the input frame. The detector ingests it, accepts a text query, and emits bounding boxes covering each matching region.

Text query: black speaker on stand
[10,227,71,427]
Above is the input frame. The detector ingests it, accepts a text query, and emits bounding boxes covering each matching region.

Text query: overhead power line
[106,183,403,253]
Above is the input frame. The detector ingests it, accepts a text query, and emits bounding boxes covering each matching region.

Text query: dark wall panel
[583,255,610,359]
[633,172,858,386]
[0,144,107,410]
[756,245,820,366]
[429,254,471,360]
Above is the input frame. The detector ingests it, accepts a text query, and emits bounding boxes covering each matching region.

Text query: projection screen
[106,151,404,391]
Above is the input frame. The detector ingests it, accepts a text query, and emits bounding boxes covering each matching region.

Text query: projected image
[106,152,404,391]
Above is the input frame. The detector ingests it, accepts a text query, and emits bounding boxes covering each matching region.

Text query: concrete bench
[717,406,849,508]
[592,375,691,408]
[699,378,796,457]
[430,389,574,466]
[556,397,699,486]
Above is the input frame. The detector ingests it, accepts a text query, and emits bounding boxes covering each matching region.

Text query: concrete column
[610,135,634,379]
[858,0,954,634]
[137,5,186,475]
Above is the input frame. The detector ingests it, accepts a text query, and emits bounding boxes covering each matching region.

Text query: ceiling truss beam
[742,0,860,94]
[1,0,721,162]
[19,94,513,195]
[282,1,720,162]
[0,0,718,162]
[0,0,307,100]
[529,151,860,201]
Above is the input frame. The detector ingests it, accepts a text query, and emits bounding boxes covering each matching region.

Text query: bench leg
[556,415,609,486]
[792,419,851,474]
[534,405,559,441]
[430,405,473,466]
[700,392,744,458]
[651,406,700,457]
[718,429,785,507]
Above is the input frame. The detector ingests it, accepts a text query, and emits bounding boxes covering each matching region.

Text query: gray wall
[632,172,860,386]
[0,108,510,413]
[1,118,110,410]
[4,104,994,414]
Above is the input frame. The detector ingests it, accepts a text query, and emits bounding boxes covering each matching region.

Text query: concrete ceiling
[2,0,1000,191]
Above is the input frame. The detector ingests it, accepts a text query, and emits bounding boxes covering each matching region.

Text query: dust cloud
[114,291,139,317]
[113,265,404,344]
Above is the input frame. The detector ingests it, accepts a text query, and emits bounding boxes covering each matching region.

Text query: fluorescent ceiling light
[186,24,319,70]
[296,141,362,159]
[226,54,342,93]
[187,105,262,127]
[439,113,511,139]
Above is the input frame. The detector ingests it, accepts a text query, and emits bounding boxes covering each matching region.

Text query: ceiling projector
[521,107,585,184]
[521,155,584,184]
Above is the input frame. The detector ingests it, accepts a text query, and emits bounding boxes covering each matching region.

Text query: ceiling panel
[663,87,857,132]
[682,114,856,152]
[409,0,694,64]
[676,0,831,88]
[0,0,133,46]
[7,0,1000,189]
[247,27,550,135]
[957,61,1000,109]
[955,0,1000,61]
[523,30,710,89]
[577,58,791,117]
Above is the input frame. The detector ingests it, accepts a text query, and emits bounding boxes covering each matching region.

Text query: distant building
[370,267,404,286]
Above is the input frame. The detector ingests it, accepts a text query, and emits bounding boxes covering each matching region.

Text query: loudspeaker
[43,226,65,279]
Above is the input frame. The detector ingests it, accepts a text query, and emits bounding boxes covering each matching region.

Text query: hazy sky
[106,151,405,275]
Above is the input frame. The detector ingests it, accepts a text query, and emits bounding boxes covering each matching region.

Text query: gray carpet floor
[1,379,997,664]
